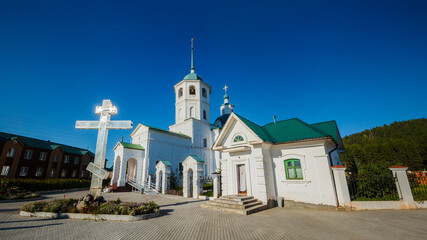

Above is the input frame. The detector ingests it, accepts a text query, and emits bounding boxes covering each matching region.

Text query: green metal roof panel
[183,72,203,80]
[189,155,205,162]
[233,115,339,144]
[234,114,273,142]
[143,125,191,139]
[120,142,145,150]
[161,161,172,166]
[263,118,329,143]
[310,121,338,141]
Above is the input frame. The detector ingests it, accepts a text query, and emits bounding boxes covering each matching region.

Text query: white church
[110,42,345,207]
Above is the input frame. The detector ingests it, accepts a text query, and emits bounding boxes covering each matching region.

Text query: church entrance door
[237,164,247,196]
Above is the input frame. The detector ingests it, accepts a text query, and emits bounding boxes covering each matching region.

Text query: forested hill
[340,118,427,172]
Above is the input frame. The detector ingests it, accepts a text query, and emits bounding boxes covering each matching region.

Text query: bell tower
[173,39,211,125]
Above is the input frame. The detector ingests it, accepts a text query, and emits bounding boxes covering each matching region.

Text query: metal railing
[407,173,427,201]
[346,172,400,201]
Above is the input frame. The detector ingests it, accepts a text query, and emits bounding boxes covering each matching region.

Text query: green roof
[160,160,172,166]
[234,114,342,145]
[224,93,229,99]
[0,132,94,156]
[183,72,202,80]
[189,155,205,162]
[120,142,145,151]
[142,125,191,139]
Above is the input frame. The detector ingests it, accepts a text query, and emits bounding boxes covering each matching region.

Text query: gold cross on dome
[223,85,228,93]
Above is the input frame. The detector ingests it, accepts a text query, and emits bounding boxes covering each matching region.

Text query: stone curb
[20,211,160,221]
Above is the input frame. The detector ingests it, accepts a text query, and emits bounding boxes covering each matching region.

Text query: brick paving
[0,189,426,240]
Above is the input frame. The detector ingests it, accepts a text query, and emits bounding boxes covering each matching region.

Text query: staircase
[201,195,269,215]
[126,175,158,195]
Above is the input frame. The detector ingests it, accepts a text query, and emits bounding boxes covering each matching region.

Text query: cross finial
[223,85,228,93]
[190,38,195,72]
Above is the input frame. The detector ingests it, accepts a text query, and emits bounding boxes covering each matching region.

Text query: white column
[118,158,127,187]
[389,166,417,209]
[193,170,199,199]
[212,173,220,199]
[155,170,160,192]
[331,166,351,208]
[220,159,228,196]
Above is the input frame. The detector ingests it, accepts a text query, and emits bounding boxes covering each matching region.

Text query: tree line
[340,118,427,174]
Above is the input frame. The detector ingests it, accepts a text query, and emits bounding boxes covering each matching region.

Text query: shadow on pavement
[0,208,20,213]
[160,199,205,208]
[0,223,63,231]
[0,218,59,224]
[158,209,174,217]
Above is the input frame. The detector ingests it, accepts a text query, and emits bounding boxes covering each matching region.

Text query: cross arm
[107,121,133,129]
[75,121,100,129]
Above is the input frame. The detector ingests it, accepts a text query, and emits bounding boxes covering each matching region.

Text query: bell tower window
[203,110,207,120]
[202,88,207,98]
[189,85,196,95]
[178,88,183,97]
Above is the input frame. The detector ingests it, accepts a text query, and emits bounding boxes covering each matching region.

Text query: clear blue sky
[0,1,426,167]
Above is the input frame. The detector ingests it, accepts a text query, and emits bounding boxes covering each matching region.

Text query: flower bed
[20,198,160,216]
[1,179,40,200]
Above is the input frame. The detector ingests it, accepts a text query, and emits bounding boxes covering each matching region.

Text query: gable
[213,114,262,149]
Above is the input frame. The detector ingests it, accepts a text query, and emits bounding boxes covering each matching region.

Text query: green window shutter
[284,159,303,180]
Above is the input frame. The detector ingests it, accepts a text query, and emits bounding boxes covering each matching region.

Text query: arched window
[178,108,183,120]
[178,88,183,97]
[203,138,207,148]
[189,85,196,95]
[190,107,194,117]
[202,88,207,98]
[203,110,207,120]
[233,135,244,143]
[284,159,303,180]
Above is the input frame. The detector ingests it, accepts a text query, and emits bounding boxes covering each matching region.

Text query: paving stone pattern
[0,190,426,240]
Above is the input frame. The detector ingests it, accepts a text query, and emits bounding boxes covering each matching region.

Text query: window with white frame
[7,148,16,157]
[53,154,59,162]
[39,152,47,161]
[1,166,10,176]
[64,155,69,163]
[284,159,303,180]
[74,157,79,164]
[233,135,244,143]
[19,167,29,176]
[50,168,56,177]
[24,150,33,159]
[61,169,67,177]
[72,169,77,178]
[35,168,43,177]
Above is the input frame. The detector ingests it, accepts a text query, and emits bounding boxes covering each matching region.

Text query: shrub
[5,178,90,192]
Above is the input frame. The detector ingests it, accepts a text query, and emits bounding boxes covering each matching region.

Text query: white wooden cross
[76,99,133,196]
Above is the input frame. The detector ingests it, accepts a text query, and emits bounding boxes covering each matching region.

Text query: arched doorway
[127,158,137,182]
[188,168,193,198]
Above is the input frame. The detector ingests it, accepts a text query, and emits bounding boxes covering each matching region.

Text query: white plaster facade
[213,113,344,206]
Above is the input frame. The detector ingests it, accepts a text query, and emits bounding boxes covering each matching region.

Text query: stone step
[211,198,258,205]
[201,202,269,215]
[219,195,254,202]
[205,200,262,209]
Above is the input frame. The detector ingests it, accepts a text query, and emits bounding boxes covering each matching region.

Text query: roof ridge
[293,118,330,136]
[262,117,300,127]
[234,114,273,142]
[140,124,191,139]
[310,120,336,126]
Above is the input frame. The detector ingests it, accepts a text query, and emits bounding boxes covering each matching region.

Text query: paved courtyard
[0,190,426,240]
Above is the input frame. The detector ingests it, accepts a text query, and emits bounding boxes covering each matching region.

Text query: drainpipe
[328,141,339,207]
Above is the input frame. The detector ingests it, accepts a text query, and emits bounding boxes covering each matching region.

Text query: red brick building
[0,132,95,179]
